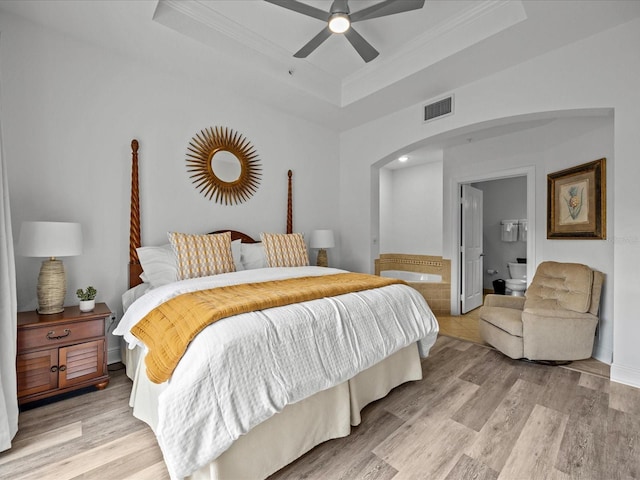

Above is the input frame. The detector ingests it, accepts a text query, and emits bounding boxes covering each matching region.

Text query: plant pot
[79,299,95,312]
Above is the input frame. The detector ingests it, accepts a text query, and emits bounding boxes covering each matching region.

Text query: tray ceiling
[1,0,639,130]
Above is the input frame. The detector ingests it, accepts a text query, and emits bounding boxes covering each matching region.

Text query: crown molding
[342,1,527,105]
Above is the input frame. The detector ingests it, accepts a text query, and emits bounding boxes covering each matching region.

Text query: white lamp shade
[310,229,335,249]
[18,221,83,258]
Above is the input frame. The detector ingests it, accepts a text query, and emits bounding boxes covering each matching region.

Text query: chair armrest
[522,311,599,360]
[483,294,525,310]
[523,307,598,321]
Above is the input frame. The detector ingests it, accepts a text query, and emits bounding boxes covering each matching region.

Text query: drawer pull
[59,365,67,372]
[50,366,58,373]
[46,329,71,340]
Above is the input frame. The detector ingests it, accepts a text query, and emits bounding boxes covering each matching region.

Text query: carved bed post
[287,170,293,234]
[129,139,143,288]
[127,144,293,289]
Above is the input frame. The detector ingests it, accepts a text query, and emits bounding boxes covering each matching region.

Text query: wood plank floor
[437,306,611,378]
[2,335,638,480]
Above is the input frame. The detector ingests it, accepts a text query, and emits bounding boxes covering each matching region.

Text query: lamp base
[316,249,328,268]
[37,259,66,314]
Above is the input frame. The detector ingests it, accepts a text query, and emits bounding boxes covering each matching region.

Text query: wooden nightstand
[17,303,111,406]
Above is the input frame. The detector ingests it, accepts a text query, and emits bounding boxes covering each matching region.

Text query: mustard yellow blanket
[132,273,405,383]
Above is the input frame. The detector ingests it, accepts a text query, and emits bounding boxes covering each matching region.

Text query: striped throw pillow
[260,233,309,267]
[168,231,235,280]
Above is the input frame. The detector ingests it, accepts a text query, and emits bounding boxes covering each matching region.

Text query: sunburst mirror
[186,126,262,205]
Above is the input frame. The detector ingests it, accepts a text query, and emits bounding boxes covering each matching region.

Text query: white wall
[379,168,393,253]
[379,161,443,255]
[340,18,640,385]
[0,12,340,362]
[444,117,614,362]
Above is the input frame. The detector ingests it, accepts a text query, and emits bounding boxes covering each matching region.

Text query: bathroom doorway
[451,166,535,315]
[471,176,527,298]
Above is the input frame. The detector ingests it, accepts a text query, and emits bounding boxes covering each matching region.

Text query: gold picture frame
[547,158,606,239]
[186,126,262,205]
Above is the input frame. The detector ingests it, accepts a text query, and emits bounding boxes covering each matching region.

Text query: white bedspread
[114,267,439,479]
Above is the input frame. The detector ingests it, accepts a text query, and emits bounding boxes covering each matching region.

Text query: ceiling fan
[264,0,426,63]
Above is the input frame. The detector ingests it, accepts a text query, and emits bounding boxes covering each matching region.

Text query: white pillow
[136,244,177,288]
[241,243,267,270]
[137,239,244,287]
[231,239,244,271]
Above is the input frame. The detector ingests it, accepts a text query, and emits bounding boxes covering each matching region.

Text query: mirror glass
[211,150,241,182]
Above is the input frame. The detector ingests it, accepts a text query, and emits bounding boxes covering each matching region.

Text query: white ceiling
[153,0,519,107]
[1,0,640,131]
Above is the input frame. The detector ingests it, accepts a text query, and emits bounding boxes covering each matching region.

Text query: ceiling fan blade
[264,0,329,21]
[344,27,379,63]
[294,26,332,58]
[350,0,425,23]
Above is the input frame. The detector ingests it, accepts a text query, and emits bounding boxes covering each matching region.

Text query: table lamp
[18,221,83,314]
[310,229,335,267]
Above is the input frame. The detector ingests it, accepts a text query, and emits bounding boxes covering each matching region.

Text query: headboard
[128,140,293,289]
[209,230,258,244]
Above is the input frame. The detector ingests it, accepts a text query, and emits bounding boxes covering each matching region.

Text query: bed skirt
[123,342,422,480]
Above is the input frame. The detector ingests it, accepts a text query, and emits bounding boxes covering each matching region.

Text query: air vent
[423,95,454,122]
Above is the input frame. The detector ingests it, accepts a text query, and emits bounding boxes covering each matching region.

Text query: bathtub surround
[380,271,442,283]
[375,253,451,314]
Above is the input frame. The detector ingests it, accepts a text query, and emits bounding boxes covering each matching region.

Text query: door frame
[449,165,536,315]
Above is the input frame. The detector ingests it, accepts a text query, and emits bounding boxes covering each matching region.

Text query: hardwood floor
[2,335,638,480]
[437,306,611,379]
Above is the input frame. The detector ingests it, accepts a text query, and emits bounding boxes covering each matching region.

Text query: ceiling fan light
[328,13,350,33]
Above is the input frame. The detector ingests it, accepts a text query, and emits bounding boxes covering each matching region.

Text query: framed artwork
[547,158,606,239]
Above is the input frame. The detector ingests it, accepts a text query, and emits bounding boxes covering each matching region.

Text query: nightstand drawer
[17,319,105,351]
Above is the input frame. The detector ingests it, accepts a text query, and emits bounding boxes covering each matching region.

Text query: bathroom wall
[379,161,443,255]
[472,177,527,291]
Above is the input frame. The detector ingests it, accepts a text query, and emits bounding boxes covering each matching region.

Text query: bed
[115,140,439,480]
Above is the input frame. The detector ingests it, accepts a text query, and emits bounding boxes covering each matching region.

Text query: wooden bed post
[287,170,293,234]
[127,143,294,289]
[129,139,143,288]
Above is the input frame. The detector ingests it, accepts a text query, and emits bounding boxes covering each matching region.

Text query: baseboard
[611,362,640,389]
[592,345,613,365]
[108,347,122,365]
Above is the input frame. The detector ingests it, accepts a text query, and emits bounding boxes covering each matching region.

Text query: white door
[461,184,483,313]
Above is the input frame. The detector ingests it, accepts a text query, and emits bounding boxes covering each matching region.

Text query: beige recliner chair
[478,261,604,361]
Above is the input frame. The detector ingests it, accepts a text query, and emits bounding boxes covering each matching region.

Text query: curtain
[0,40,18,450]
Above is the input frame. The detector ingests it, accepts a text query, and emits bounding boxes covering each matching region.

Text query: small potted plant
[76,286,97,312]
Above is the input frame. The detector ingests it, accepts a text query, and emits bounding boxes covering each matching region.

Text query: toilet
[505,262,527,296]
